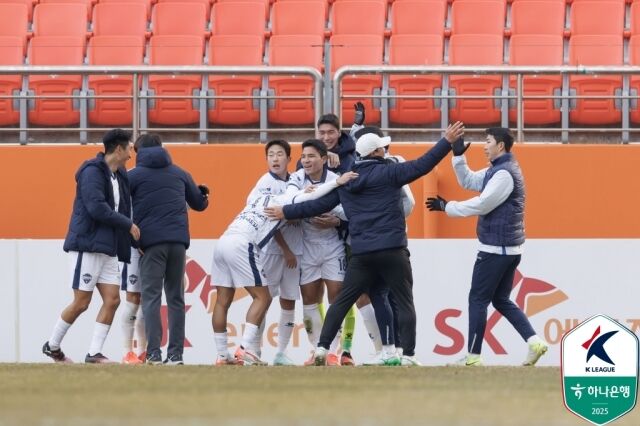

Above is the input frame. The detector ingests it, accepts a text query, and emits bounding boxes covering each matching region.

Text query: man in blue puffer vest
[129,134,209,365]
[43,129,140,364]
[426,127,549,367]
[266,122,464,366]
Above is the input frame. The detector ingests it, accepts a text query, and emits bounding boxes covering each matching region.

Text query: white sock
[303,303,322,347]
[120,301,138,352]
[88,322,111,356]
[359,303,383,353]
[135,306,147,355]
[527,335,544,345]
[328,304,341,353]
[254,318,266,354]
[49,318,71,350]
[242,322,260,353]
[277,309,295,353]
[214,332,229,358]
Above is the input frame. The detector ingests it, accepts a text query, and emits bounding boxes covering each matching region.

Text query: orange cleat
[122,351,143,365]
[340,351,355,366]
[326,353,340,366]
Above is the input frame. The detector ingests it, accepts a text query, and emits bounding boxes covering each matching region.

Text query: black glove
[451,137,470,156]
[198,184,210,197]
[426,196,447,212]
[354,101,365,126]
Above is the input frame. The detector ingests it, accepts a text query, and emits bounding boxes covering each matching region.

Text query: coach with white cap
[266,122,465,365]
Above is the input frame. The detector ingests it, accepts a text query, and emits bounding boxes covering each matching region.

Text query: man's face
[116,143,132,168]
[301,146,326,176]
[317,124,340,151]
[266,145,290,176]
[484,135,503,162]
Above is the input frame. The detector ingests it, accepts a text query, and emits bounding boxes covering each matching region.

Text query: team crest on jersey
[82,273,92,284]
[129,274,138,285]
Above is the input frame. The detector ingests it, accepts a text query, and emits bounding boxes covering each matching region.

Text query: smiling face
[317,123,340,151]
[301,145,326,179]
[266,144,290,179]
[484,134,504,162]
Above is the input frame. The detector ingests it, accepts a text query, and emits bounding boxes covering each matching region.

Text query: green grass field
[1,364,638,426]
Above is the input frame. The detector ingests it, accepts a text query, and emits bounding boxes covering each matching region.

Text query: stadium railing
[333,65,640,143]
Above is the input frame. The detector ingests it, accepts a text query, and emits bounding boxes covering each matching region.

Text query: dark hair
[317,113,340,130]
[265,139,291,158]
[301,139,328,157]
[354,126,385,140]
[486,127,514,152]
[134,134,162,153]
[103,129,131,154]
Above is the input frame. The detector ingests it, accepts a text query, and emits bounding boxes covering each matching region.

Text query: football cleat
[340,351,355,366]
[42,341,73,364]
[523,341,549,366]
[85,353,116,364]
[122,351,143,365]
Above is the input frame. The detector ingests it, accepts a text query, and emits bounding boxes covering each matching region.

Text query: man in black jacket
[129,134,209,365]
[43,129,140,364]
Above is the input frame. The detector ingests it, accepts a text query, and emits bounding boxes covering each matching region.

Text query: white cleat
[400,355,422,366]
[313,347,328,366]
[448,354,483,367]
[523,341,549,366]
[273,352,296,366]
[234,347,267,366]
[363,351,401,366]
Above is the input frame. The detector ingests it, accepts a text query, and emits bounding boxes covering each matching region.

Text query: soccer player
[426,128,548,367]
[246,140,302,366]
[42,129,140,364]
[211,168,358,366]
[287,139,349,366]
[119,246,146,364]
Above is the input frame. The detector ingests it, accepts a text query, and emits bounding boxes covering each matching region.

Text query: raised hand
[444,121,465,144]
[425,196,447,212]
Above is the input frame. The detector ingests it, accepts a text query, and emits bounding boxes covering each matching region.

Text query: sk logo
[562,314,639,426]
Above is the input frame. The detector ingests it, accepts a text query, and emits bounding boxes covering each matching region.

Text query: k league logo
[561,314,639,425]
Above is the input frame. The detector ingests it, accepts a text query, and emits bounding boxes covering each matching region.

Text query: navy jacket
[284,138,452,255]
[128,146,208,250]
[63,153,133,262]
[296,131,356,175]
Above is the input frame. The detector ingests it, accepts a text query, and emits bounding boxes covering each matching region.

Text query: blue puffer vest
[476,153,525,247]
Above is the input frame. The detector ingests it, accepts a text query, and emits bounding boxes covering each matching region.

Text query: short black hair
[301,139,327,157]
[265,139,291,158]
[103,129,131,154]
[486,127,514,152]
[134,134,162,153]
[354,126,385,140]
[317,113,340,130]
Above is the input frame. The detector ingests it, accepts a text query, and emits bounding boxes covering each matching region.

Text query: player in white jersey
[287,139,348,366]
[245,140,302,366]
[211,166,358,366]
[118,246,147,364]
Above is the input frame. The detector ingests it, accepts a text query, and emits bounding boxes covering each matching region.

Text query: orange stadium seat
[32,3,88,37]
[268,34,324,124]
[0,0,36,21]
[271,1,326,36]
[157,0,212,17]
[152,2,209,40]
[568,35,623,125]
[215,0,270,22]
[0,3,29,54]
[100,0,153,20]
[510,0,565,36]
[450,1,506,35]
[448,34,504,125]
[331,1,386,35]
[0,36,24,126]
[330,34,384,124]
[40,0,94,21]
[148,35,204,125]
[391,0,447,35]
[569,1,625,36]
[508,35,563,125]
[211,2,267,37]
[92,3,148,39]
[276,0,329,20]
[631,2,640,36]
[627,35,640,123]
[208,34,264,125]
[87,35,145,126]
[388,34,444,125]
[27,36,85,126]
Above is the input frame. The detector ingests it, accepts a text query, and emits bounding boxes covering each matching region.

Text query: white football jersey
[247,172,303,255]
[287,169,344,245]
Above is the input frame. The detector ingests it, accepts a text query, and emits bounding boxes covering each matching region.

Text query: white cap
[356,133,391,157]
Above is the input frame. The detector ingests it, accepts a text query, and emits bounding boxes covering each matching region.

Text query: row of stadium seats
[1,0,640,128]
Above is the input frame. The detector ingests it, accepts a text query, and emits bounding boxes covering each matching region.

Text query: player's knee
[74,301,90,314]
[104,294,121,310]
